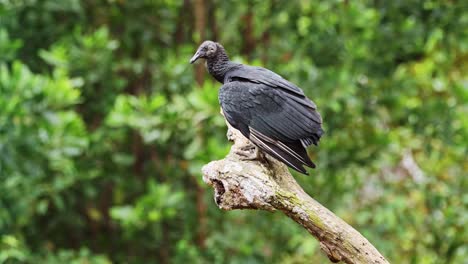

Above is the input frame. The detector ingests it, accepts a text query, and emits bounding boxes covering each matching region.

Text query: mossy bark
[202,121,390,264]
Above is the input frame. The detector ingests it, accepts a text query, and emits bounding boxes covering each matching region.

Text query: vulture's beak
[190,50,202,64]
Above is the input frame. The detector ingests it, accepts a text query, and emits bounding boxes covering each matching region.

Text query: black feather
[249,129,310,174]
[219,81,320,174]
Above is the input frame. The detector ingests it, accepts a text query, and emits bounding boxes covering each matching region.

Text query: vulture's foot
[235,144,258,160]
[235,144,269,164]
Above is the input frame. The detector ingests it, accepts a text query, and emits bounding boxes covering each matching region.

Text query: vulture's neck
[206,45,232,83]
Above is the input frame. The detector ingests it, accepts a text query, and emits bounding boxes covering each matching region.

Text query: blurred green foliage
[0,0,467,263]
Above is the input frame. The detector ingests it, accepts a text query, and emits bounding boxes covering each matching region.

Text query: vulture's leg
[235,142,268,164]
[234,142,256,160]
[225,120,269,164]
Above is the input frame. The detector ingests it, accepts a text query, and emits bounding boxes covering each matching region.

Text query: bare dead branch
[202,121,390,264]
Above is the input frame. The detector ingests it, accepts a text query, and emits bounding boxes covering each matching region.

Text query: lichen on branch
[201,121,389,264]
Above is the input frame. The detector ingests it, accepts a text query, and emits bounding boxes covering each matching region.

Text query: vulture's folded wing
[219,81,322,174]
[225,65,321,122]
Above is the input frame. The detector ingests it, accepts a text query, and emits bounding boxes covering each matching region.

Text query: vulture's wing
[219,81,322,174]
[225,65,322,124]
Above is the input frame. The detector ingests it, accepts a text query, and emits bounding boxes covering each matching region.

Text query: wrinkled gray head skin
[190,40,219,64]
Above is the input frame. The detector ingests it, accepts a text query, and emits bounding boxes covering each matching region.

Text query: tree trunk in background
[260,1,273,64]
[193,0,206,86]
[195,181,207,248]
[193,0,208,248]
[208,0,219,41]
[160,221,170,264]
[241,1,255,61]
[260,32,270,64]
[175,0,191,47]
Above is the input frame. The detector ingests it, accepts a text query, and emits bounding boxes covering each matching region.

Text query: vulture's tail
[249,128,315,175]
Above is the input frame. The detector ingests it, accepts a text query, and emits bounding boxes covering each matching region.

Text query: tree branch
[202,121,390,264]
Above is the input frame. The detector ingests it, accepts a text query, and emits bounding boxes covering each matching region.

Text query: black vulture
[190,41,323,175]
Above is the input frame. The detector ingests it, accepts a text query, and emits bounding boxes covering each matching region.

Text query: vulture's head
[190,40,219,64]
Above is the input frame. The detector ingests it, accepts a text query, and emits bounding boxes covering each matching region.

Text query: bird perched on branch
[190,41,323,175]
